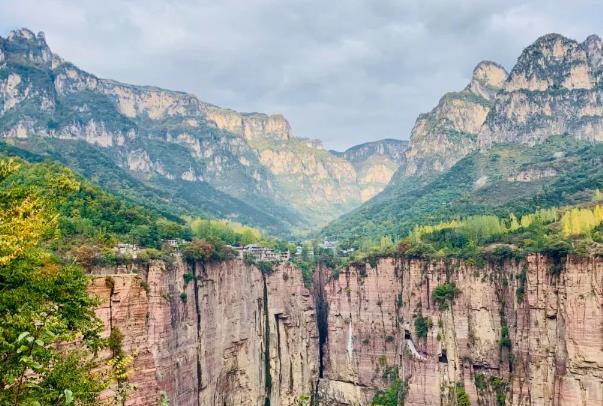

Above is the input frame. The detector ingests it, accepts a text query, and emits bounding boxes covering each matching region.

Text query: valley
[0,25,602,406]
[0,28,404,236]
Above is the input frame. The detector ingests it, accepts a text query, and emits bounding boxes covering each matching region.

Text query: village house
[319,240,337,251]
[233,244,290,262]
[115,243,140,259]
[163,239,186,249]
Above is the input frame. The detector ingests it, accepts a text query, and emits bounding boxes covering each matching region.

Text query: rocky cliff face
[393,33,602,181]
[480,34,603,148]
[318,256,603,405]
[400,61,507,178]
[0,28,405,232]
[91,257,318,405]
[92,254,602,405]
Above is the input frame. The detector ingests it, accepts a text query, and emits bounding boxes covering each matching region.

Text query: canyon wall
[91,255,602,405]
[319,256,603,405]
[90,257,318,405]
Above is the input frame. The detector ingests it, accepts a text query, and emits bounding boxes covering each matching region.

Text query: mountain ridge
[0,27,406,235]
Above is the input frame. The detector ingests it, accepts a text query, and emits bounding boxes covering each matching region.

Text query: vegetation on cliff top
[323,138,603,242]
[0,138,302,236]
[0,154,190,247]
[337,199,602,271]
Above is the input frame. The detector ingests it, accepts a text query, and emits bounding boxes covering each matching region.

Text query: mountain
[399,61,507,178]
[331,138,408,201]
[323,33,603,240]
[0,28,406,235]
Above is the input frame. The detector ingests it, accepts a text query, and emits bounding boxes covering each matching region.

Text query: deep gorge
[90,254,603,405]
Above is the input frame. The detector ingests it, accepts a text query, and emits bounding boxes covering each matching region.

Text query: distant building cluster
[230,244,290,262]
[318,240,354,255]
[114,239,185,259]
[113,239,354,264]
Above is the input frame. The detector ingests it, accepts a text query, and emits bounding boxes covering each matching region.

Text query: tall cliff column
[197,260,319,406]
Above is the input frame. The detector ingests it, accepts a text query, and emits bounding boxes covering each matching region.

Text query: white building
[115,243,140,259]
[238,244,290,262]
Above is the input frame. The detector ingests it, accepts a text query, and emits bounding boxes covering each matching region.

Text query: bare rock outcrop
[479,34,603,148]
[400,61,507,178]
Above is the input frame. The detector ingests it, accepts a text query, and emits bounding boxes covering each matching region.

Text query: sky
[0,1,601,150]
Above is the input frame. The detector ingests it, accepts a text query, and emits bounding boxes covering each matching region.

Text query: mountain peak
[7,28,42,42]
[5,28,50,50]
[583,34,602,72]
[583,33,602,46]
[506,32,598,91]
[472,61,507,84]
[1,27,60,68]
[518,33,581,67]
[466,61,508,99]
[532,32,576,47]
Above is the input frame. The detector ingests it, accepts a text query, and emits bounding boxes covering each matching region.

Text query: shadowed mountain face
[0,28,408,236]
[323,33,603,240]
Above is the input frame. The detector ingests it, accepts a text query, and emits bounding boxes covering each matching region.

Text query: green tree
[431,283,461,310]
[0,181,105,404]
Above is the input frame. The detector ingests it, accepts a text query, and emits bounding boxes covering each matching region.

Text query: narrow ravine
[191,261,203,406]
[311,265,330,404]
[314,266,329,380]
[262,275,272,406]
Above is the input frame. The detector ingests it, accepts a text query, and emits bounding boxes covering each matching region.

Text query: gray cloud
[1,0,601,149]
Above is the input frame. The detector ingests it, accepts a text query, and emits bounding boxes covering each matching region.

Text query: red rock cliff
[318,255,603,405]
[90,255,602,405]
[90,257,318,405]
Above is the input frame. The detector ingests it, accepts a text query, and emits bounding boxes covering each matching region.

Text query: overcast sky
[0,1,601,150]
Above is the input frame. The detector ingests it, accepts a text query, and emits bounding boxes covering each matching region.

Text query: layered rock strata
[91,255,602,405]
[90,257,318,405]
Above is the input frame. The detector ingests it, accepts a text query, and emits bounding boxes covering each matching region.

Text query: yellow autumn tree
[595,205,603,223]
[0,196,55,266]
[509,213,520,231]
[560,205,602,237]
